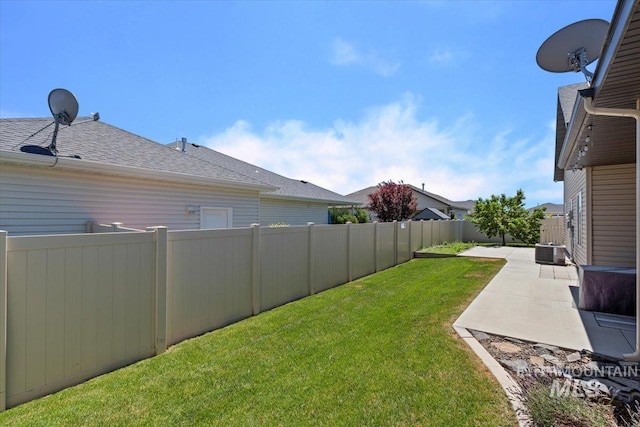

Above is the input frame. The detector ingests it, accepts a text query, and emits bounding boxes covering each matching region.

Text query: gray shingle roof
[452,200,476,211]
[558,82,588,126]
[0,117,273,189]
[344,186,378,205]
[346,184,467,210]
[412,208,450,220]
[529,203,564,215]
[167,141,358,205]
[0,118,387,205]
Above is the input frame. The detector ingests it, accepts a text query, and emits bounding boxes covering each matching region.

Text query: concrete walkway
[454,246,636,359]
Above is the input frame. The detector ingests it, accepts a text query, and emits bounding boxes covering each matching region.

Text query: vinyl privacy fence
[0,220,469,410]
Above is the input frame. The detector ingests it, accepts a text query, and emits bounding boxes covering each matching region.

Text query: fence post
[308,223,316,295]
[251,224,261,315]
[149,227,168,355]
[347,222,353,282]
[420,220,424,249]
[0,231,6,412]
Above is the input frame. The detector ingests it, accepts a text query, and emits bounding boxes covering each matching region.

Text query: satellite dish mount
[536,19,609,85]
[46,88,79,155]
[568,47,593,81]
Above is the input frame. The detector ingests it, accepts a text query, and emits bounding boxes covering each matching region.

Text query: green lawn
[0,258,515,426]
[418,241,476,254]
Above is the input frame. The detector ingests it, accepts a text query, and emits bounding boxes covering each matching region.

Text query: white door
[200,207,233,229]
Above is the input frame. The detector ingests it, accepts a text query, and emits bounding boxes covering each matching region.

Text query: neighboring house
[551,0,639,268]
[529,203,564,217]
[346,184,468,220]
[0,118,355,235]
[166,140,358,226]
[451,199,476,217]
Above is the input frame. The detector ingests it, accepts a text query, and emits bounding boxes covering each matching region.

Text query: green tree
[468,189,546,246]
[367,181,417,222]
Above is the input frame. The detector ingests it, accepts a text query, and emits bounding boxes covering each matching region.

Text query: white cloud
[428,49,454,65]
[200,93,562,204]
[329,38,400,77]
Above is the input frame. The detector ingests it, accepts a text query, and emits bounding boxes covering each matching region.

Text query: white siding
[259,198,328,226]
[564,168,587,265]
[0,163,260,235]
[591,164,636,267]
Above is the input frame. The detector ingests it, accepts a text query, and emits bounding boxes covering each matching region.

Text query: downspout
[583,97,640,361]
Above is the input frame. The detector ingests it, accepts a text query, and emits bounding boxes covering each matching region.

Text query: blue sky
[0,0,617,205]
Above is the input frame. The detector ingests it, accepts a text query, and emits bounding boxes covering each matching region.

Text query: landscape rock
[529,355,546,368]
[566,352,582,363]
[470,330,490,341]
[533,343,561,354]
[491,342,522,354]
[500,358,529,373]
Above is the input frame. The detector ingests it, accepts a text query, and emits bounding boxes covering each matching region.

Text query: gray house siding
[563,164,636,268]
[564,168,587,266]
[591,164,636,267]
[413,192,448,211]
[259,198,328,226]
[0,163,260,235]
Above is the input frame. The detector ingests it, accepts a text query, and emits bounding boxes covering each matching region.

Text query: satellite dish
[536,19,609,83]
[46,88,79,154]
[48,88,79,125]
[18,88,93,158]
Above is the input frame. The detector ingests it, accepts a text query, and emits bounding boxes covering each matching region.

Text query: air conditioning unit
[535,243,566,265]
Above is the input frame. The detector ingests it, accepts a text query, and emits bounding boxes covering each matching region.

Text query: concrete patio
[454,246,637,360]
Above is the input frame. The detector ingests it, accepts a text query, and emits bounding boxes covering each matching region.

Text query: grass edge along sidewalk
[0,257,516,426]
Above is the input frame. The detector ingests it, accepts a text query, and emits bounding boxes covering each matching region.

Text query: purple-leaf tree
[366,181,418,222]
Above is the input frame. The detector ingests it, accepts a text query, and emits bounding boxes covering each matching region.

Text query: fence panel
[434,220,443,245]
[397,222,411,263]
[540,217,566,244]
[376,223,396,270]
[410,221,423,251]
[260,227,310,311]
[314,225,349,292]
[167,229,253,346]
[454,220,464,241]
[461,221,513,243]
[422,220,433,247]
[5,232,156,408]
[350,223,376,280]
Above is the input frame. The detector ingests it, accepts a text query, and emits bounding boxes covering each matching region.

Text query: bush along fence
[0,219,470,411]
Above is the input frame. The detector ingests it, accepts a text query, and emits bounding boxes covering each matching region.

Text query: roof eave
[0,150,277,192]
[260,193,362,206]
[558,94,588,169]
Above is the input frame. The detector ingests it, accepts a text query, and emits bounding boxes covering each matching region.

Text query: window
[200,207,233,229]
